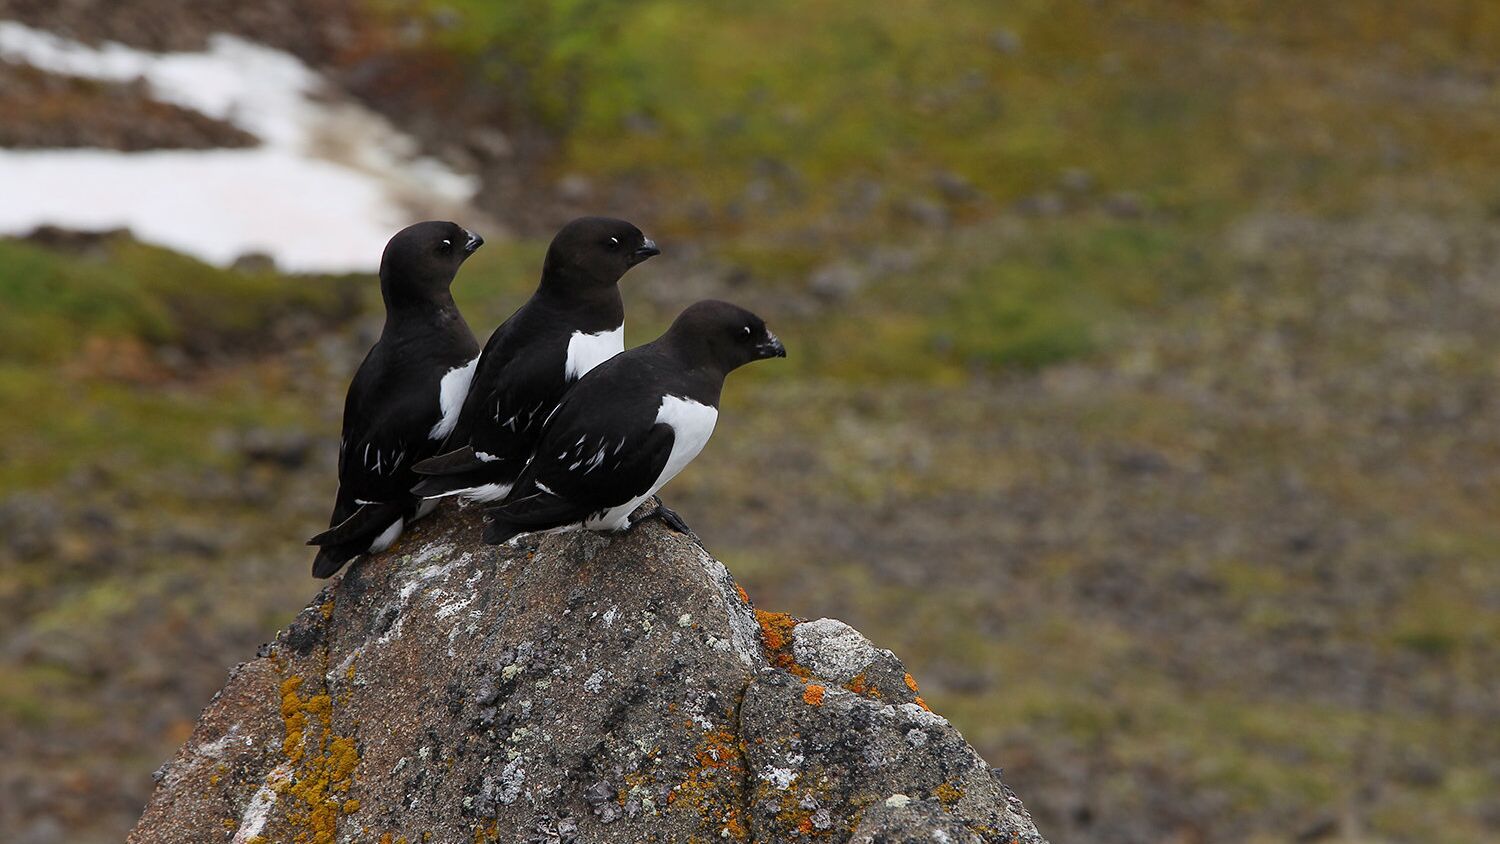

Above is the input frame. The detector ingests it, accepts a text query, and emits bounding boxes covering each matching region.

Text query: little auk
[307,221,483,577]
[481,299,785,545]
[410,216,658,502]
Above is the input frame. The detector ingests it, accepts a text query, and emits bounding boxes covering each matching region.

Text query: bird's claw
[633,495,698,542]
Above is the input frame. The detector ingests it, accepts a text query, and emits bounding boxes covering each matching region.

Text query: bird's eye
[438,239,453,253]
[741,325,752,336]
[608,236,620,249]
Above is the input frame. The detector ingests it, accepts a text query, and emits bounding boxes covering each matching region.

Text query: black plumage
[307,221,483,577]
[482,300,786,545]
[410,217,658,501]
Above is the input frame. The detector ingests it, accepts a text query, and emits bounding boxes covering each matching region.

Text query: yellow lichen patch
[276,673,361,844]
[280,676,310,764]
[342,799,360,814]
[754,609,810,678]
[932,782,963,806]
[903,673,919,693]
[803,685,826,706]
[319,600,335,620]
[472,820,498,843]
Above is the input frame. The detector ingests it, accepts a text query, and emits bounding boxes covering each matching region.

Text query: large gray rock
[128,508,1045,843]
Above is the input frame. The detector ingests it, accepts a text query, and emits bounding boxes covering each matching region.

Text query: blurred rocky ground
[1,3,1498,844]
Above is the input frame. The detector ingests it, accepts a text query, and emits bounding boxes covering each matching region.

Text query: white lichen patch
[897,702,949,729]
[192,723,241,762]
[695,548,764,668]
[792,618,876,683]
[760,765,798,790]
[497,758,526,805]
[905,728,929,748]
[230,761,291,843]
[884,793,912,808]
[584,670,606,693]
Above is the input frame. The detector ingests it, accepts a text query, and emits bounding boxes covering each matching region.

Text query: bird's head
[379,220,483,300]
[542,216,659,289]
[665,299,787,374]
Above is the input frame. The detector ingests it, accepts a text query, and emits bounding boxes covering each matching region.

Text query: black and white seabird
[409,216,658,502]
[306,221,483,578]
[481,299,786,545]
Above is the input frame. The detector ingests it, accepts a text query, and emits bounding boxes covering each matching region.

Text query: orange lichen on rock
[673,728,749,838]
[755,609,811,678]
[914,696,931,712]
[803,684,826,706]
[722,807,748,839]
[844,673,881,698]
[734,583,750,604]
[904,673,920,693]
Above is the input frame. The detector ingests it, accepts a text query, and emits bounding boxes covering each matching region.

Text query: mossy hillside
[409,0,1500,227]
[0,236,363,488]
[0,236,360,363]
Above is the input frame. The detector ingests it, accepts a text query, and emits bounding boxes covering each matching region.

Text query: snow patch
[0,22,478,272]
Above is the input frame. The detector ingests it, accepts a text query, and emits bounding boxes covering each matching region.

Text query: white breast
[580,395,718,531]
[654,395,718,487]
[564,324,624,381]
[429,355,479,440]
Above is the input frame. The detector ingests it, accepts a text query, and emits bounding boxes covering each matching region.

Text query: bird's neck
[381,286,465,336]
[534,270,624,328]
[656,338,727,407]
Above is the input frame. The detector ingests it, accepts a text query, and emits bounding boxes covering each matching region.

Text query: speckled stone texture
[128,507,1045,844]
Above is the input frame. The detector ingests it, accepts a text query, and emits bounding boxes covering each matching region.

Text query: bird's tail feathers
[482,518,523,546]
[312,544,360,579]
[307,501,402,547]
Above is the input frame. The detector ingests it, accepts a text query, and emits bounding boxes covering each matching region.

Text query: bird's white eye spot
[742,325,752,335]
[609,236,619,245]
[442,239,451,246]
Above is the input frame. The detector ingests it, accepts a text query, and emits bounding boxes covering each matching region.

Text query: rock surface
[128,508,1046,844]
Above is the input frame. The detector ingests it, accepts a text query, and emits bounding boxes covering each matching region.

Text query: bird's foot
[632,496,699,542]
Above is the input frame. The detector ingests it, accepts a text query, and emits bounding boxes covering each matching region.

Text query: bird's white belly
[564,324,624,381]
[583,395,717,532]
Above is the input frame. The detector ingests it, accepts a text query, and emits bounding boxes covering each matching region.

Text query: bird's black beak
[463,229,484,255]
[629,238,660,265]
[756,330,787,359]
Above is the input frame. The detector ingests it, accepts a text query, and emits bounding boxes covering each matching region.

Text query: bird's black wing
[416,311,567,472]
[484,366,673,533]
[311,352,440,543]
